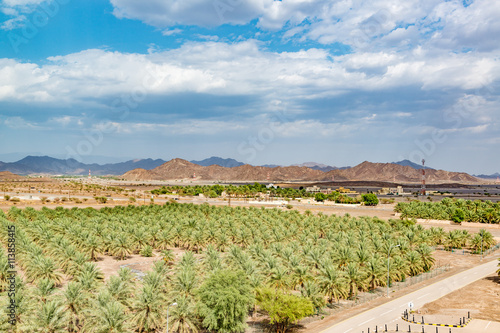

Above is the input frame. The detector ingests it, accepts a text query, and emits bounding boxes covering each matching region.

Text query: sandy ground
[420,273,500,322]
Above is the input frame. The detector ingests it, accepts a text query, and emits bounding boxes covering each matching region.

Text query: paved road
[320,258,499,333]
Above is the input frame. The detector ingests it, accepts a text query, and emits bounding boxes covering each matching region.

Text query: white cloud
[1,15,26,30]
[0,40,499,119]
[4,116,39,129]
[162,28,182,36]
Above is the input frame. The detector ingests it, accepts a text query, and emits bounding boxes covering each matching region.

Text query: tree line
[395,198,500,223]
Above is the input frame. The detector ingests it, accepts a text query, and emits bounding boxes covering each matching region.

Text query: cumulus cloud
[0,39,499,110]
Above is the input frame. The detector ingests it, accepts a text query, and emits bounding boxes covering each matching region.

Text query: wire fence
[430,241,500,256]
[246,264,451,332]
[484,242,500,256]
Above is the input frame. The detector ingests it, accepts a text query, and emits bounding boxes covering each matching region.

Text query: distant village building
[378,186,404,195]
[336,187,358,194]
[305,185,321,193]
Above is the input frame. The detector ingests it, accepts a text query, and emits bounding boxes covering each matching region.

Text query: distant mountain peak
[392,159,433,170]
[190,156,244,168]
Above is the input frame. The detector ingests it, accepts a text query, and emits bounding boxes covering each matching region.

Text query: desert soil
[420,273,500,322]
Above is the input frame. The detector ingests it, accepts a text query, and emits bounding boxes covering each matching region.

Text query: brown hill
[0,171,23,180]
[122,159,480,183]
[325,161,478,183]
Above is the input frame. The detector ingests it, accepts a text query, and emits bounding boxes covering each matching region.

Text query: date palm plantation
[0,204,492,332]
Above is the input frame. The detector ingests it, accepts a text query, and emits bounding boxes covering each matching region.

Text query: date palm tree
[62,281,86,332]
[318,265,348,303]
[77,262,104,291]
[84,301,132,333]
[106,275,134,308]
[406,251,423,276]
[26,300,67,333]
[300,281,326,314]
[83,234,102,261]
[365,257,386,289]
[34,278,56,303]
[291,265,311,290]
[110,234,133,260]
[131,283,166,333]
[268,265,290,290]
[173,267,198,298]
[416,244,435,272]
[27,255,64,286]
[168,295,199,333]
[344,263,367,299]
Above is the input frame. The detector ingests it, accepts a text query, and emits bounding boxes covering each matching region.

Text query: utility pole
[420,159,426,196]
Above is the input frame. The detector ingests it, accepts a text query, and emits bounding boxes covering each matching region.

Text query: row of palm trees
[0,204,489,332]
[395,198,500,223]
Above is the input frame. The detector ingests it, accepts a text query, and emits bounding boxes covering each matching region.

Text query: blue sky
[0,0,499,174]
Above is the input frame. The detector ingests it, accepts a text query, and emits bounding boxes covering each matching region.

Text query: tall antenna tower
[267,172,270,182]
[88,169,91,180]
[420,159,426,196]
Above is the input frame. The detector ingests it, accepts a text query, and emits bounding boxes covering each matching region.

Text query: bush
[256,287,314,333]
[4,195,10,201]
[197,270,254,333]
[285,204,293,209]
[362,193,379,206]
[94,196,108,204]
[314,193,327,202]
[380,198,395,204]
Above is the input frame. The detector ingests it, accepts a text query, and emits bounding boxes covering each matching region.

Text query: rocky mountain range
[0,156,166,176]
[0,156,491,183]
[122,159,480,183]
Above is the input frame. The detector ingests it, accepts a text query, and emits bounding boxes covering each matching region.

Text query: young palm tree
[67,252,90,277]
[34,278,56,303]
[84,301,132,333]
[0,254,9,292]
[83,234,102,261]
[106,275,134,308]
[162,249,176,266]
[268,266,290,290]
[291,265,311,289]
[77,262,104,291]
[27,255,64,286]
[110,234,133,260]
[25,300,67,333]
[168,295,199,333]
[0,276,35,332]
[62,281,86,333]
[131,283,166,332]
[173,267,198,298]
